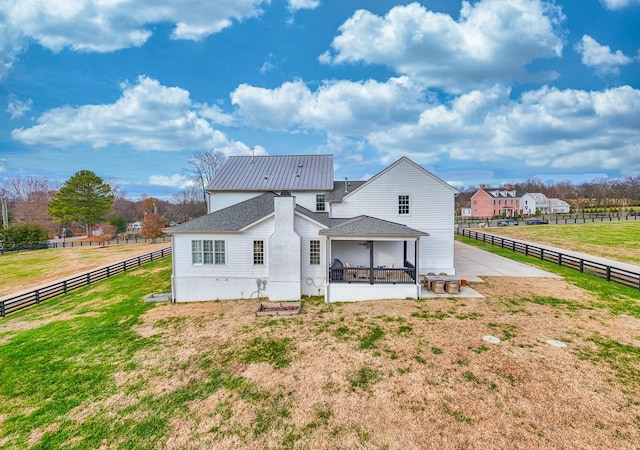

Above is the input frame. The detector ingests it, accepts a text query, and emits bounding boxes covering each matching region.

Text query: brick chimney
[479,184,486,190]
[503,184,511,190]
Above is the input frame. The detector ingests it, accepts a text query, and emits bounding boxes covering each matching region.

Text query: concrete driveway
[454,241,562,282]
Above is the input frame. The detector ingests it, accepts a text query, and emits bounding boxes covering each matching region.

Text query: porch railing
[329,266,416,284]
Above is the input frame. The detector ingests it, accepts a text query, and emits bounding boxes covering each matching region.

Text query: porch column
[414,239,419,282]
[369,242,374,284]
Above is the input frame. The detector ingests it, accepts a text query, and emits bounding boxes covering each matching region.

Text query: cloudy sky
[1,0,639,199]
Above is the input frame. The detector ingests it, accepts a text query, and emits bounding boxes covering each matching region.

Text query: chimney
[479,184,486,190]
[503,184,511,190]
[268,193,301,300]
[344,177,348,193]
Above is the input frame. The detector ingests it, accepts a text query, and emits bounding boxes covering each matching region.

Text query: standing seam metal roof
[207,154,334,191]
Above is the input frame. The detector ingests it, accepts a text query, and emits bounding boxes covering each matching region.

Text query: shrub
[0,223,50,250]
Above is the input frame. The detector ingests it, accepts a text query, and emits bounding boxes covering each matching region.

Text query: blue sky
[1,0,639,200]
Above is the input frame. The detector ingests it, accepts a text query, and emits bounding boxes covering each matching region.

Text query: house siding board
[331,158,455,274]
[207,155,334,191]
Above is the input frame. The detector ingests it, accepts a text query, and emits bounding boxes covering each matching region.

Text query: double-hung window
[253,240,264,265]
[310,240,320,265]
[398,195,410,215]
[316,194,326,212]
[192,239,225,265]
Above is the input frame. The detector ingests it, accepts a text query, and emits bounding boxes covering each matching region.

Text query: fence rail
[0,247,172,317]
[455,228,640,291]
[1,235,170,255]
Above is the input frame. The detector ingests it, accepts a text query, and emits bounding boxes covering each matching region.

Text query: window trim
[309,240,321,265]
[316,193,326,212]
[398,194,410,215]
[192,239,225,265]
[253,240,264,265]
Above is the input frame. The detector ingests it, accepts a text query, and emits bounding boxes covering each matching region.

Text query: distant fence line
[456,212,638,228]
[0,235,171,255]
[0,247,172,317]
[455,228,640,291]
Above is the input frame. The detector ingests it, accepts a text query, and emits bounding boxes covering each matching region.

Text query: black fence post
[35,290,40,304]
[1,301,5,317]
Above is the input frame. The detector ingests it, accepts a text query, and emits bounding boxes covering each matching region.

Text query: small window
[253,240,264,265]
[310,240,320,265]
[316,194,326,212]
[192,240,203,264]
[214,240,225,265]
[398,195,410,215]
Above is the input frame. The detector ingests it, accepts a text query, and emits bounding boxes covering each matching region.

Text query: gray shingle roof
[319,216,428,237]
[325,180,368,202]
[168,192,277,233]
[207,154,334,191]
[168,192,343,234]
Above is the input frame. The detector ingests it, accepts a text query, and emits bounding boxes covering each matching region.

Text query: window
[203,240,214,264]
[191,240,203,264]
[316,194,326,212]
[192,239,224,264]
[253,240,264,265]
[310,240,320,265]
[214,240,225,264]
[398,195,410,215]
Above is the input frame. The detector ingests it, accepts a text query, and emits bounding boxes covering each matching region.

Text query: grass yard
[2,256,640,449]
[486,221,640,265]
[0,242,171,297]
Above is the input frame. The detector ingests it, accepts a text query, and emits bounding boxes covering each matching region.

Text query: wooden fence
[0,247,172,317]
[455,228,640,291]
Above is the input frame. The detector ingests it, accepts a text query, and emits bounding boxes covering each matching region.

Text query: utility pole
[0,196,8,230]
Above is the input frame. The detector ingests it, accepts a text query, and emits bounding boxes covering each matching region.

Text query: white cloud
[11,75,237,152]
[320,0,565,92]
[6,95,32,118]
[369,85,640,175]
[288,0,320,12]
[575,35,634,76]
[600,0,640,9]
[0,1,267,78]
[148,174,188,188]
[231,76,425,134]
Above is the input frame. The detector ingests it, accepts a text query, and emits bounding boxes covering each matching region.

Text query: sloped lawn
[1,257,640,449]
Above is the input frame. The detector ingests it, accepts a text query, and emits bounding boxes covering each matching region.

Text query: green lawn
[484,221,640,264]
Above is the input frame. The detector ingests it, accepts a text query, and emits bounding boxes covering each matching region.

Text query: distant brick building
[463,184,521,218]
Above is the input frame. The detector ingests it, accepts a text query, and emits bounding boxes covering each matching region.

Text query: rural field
[1,231,640,449]
[0,242,171,298]
[486,221,640,265]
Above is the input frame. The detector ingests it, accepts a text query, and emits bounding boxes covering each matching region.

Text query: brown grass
[0,242,170,297]
[99,276,640,449]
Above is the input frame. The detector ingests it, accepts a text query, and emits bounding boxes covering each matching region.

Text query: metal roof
[319,216,428,237]
[207,154,334,191]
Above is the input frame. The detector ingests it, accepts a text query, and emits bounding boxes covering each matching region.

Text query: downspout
[171,234,177,303]
[325,237,331,303]
[369,242,374,284]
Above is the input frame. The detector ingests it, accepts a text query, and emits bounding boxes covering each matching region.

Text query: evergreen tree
[48,170,115,236]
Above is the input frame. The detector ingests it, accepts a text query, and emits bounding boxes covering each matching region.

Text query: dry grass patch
[103,279,640,449]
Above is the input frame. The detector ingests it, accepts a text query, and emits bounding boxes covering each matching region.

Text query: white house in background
[168,154,458,303]
[520,193,570,215]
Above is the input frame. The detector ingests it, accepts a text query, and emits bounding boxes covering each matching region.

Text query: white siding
[208,191,328,213]
[172,209,328,301]
[295,214,327,297]
[331,159,456,274]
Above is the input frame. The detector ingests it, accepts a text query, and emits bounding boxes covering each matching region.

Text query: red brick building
[465,184,521,218]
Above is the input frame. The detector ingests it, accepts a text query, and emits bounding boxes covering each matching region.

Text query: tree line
[0,151,227,248]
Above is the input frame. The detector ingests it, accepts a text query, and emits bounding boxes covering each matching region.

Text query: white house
[520,193,570,215]
[169,154,458,303]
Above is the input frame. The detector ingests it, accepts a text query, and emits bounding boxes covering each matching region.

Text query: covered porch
[319,216,427,303]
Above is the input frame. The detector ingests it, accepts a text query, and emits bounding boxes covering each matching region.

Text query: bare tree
[167,187,207,224]
[182,150,227,203]
[5,176,55,232]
